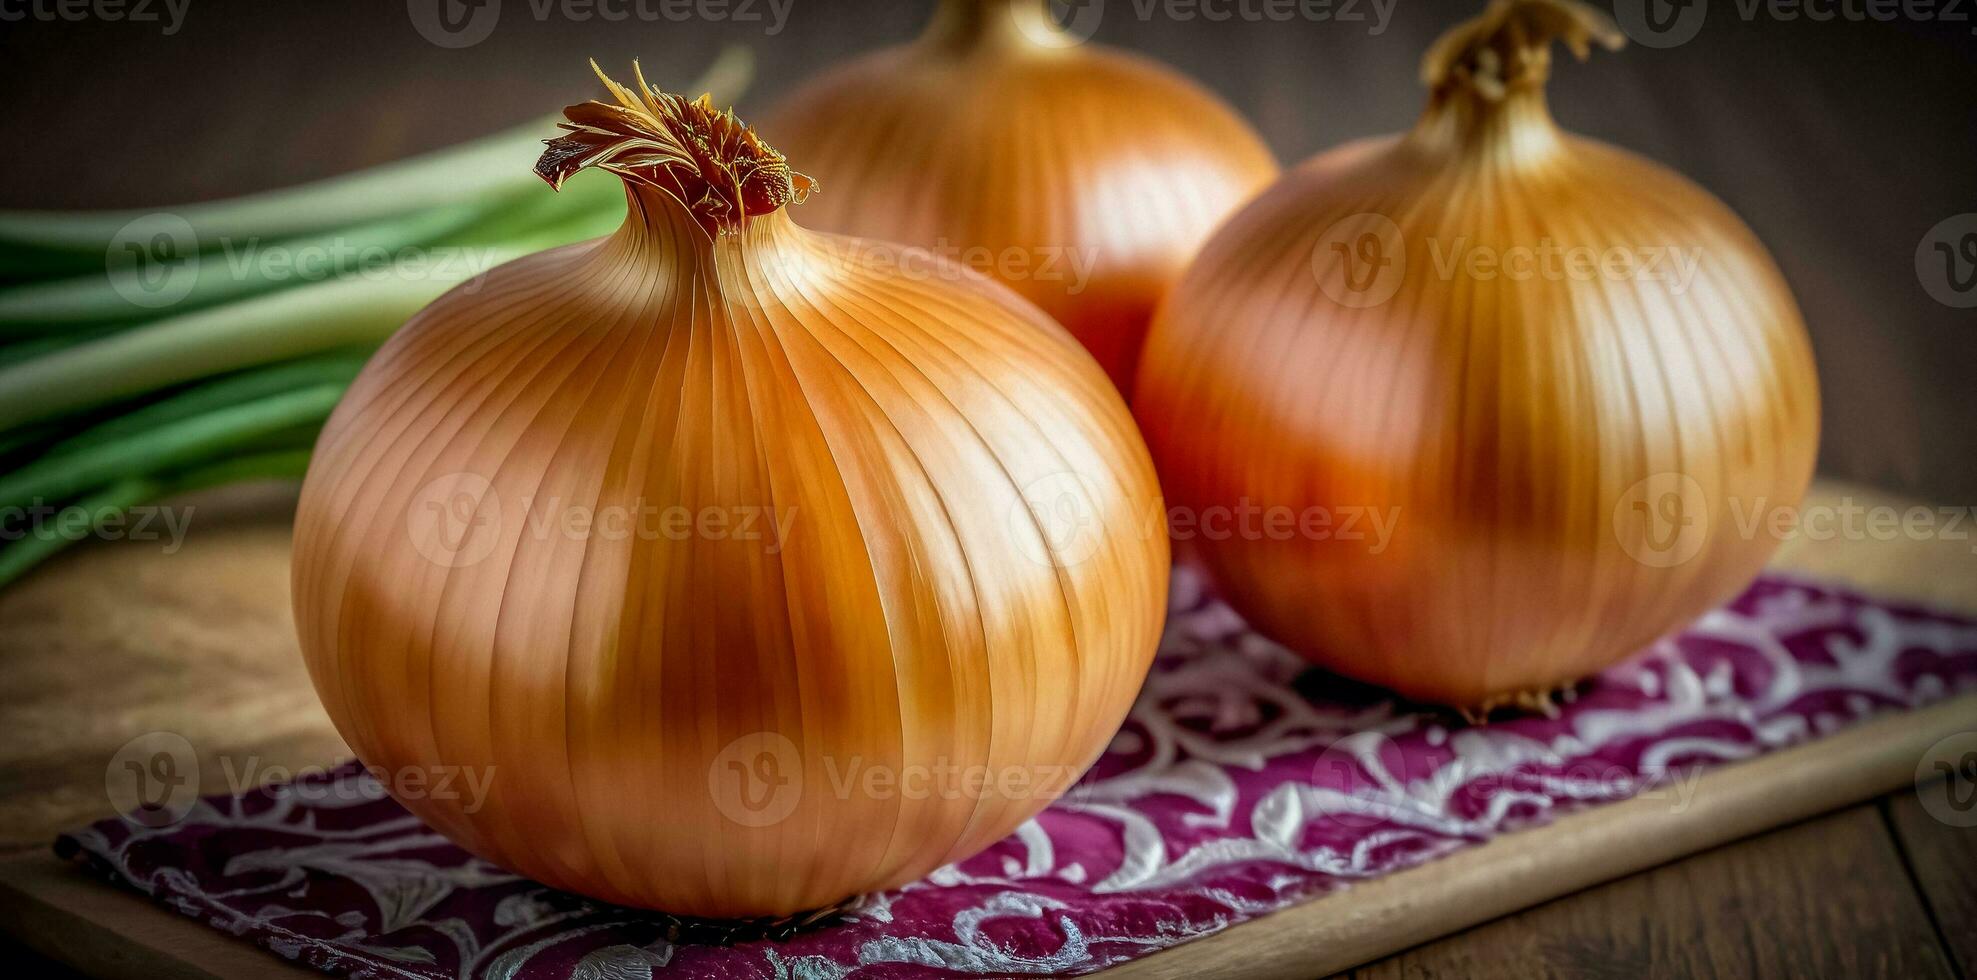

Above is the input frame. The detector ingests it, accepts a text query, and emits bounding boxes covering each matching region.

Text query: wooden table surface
[1,478,1973,978]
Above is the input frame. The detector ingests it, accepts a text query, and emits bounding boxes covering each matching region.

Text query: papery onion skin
[291,67,1168,919]
[1134,0,1820,709]
[764,0,1279,394]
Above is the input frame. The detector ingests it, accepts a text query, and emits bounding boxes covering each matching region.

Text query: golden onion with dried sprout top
[766,0,1280,394]
[292,63,1169,919]
[1134,0,1820,711]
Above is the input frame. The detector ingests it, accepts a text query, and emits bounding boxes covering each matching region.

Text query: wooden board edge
[0,851,320,980]
[1100,692,1977,979]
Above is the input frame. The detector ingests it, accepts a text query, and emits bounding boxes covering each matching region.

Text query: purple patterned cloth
[59,569,1977,979]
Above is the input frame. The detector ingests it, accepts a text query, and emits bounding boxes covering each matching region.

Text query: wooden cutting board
[1,478,1973,978]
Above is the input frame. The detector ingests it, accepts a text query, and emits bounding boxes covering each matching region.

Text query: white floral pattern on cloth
[59,570,1977,979]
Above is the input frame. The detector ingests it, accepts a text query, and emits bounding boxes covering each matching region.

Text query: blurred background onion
[766,0,1279,394]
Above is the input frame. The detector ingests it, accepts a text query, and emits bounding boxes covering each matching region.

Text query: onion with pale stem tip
[765,0,1279,394]
[1135,0,1821,712]
[291,63,1169,920]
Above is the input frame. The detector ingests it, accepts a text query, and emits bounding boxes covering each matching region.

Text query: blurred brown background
[2,0,1972,501]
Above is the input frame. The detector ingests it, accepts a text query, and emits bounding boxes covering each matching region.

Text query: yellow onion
[765,0,1279,393]
[1135,0,1820,710]
[291,64,1169,919]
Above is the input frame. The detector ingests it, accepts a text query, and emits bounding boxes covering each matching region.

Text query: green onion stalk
[0,49,753,589]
